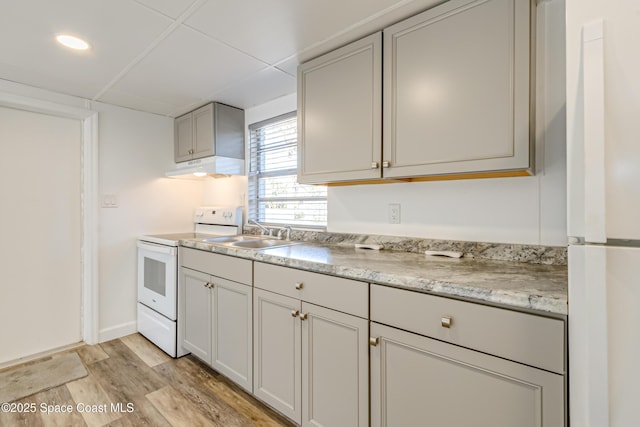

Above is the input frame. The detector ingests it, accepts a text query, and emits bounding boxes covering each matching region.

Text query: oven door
[137,241,177,320]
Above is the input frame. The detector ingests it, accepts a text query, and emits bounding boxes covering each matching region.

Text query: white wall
[241,0,567,246]
[94,101,203,341]
[202,175,247,208]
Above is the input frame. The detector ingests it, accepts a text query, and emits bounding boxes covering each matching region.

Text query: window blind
[248,112,327,227]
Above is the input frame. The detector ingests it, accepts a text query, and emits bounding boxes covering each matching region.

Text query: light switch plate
[101,194,119,208]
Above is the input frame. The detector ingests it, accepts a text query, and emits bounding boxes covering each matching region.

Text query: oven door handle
[137,241,177,255]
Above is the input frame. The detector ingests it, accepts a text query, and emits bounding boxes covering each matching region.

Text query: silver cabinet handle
[295,282,304,290]
[371,162,379,169]
[299,313,308,321]
[441,316,452,328]
[291,310,300,318]
[382,161,391,168]
[204,282,212,288]
[369,337,379,347]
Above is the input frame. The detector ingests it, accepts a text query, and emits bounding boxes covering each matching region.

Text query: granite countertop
[180,239,568,316]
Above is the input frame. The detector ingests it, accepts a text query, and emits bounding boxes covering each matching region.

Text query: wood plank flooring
[0,334,294,427]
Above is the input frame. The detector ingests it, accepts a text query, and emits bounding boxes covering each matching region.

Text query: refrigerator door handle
[582,20,607,243]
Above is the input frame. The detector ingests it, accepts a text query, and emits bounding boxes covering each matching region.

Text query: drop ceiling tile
[275,57,299,77]
[110,25,266,107]
[133,0,198,19]
[211,67,296,110]
[185,0,411,65]
[97,88,181,116]
[0,0,173,99]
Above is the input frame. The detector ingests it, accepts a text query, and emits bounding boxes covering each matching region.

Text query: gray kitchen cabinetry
[179,248,253,392]
[298,32,382,184]
[297,0,533,184]
[253,262,369,426]
[370,284,565,426]
[383,0,533,178]
[174,102,244,163]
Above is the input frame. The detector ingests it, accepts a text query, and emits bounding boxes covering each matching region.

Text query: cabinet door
[370,322,564,427]
[192,103,215,160]
[179,268,212,364]
[383,0,532,178]
[211,277,252,393]
[301,302,369,427]
[298,32,382,184]
[253,288,302,423]
[174,113,193,163]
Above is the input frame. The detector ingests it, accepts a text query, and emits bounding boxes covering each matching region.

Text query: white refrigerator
[566,1,640,426]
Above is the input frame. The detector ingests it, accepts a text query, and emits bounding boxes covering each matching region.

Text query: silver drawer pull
[441,316,452,328]
[371,162,379,169]
[295,282,304,290]
[299,313,308,321]
[369,337,379,347]
[291,310,300,318]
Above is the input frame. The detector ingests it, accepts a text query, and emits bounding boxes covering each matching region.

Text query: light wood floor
[0,334,294,427]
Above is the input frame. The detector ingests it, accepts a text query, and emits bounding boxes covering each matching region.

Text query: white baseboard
[99,321,137,343]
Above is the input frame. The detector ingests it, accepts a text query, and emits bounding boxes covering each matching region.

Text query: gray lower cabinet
[253,288,302,421]
[253,263,369,426]
[180,267,212,364]
[370,284,566,426]
[179,248,253,392]
[370,322,564,427]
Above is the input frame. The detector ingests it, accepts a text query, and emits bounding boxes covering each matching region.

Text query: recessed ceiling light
[56,34,90,50]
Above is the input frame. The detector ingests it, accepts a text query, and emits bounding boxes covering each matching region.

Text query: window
[248,112,327,227]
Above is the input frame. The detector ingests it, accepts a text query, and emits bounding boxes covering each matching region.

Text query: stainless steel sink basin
[202,235,300,250]
[229,239,301,249]
[202,235,258,243]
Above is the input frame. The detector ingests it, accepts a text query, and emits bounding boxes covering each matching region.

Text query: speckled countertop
[180,238,568,316]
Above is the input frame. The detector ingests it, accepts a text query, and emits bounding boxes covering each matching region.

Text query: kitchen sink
[202,235,259,243]
[229,239,301,249]
[202,235,301,250]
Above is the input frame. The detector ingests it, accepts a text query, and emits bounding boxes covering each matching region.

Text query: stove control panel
[194,206,243,227]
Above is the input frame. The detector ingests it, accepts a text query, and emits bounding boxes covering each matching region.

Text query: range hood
[165,156,245,179]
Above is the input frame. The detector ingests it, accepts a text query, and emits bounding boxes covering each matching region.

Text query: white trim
[99,321,137,343]
[82,114,100,344]
[0,90,99,346]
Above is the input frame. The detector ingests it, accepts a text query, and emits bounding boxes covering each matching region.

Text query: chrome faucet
[277,225,293,241]
[248,219,271,236]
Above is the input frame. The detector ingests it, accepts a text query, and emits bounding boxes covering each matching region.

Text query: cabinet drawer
[254,262,368,318]
[180,247,252,284]
[371,285,565,374]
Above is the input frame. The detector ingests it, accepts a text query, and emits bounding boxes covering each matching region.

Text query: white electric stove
[137,206,242,357]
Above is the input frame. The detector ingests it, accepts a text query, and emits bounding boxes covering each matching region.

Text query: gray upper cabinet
[383,0,533,178]
[174,102,244,163]
[298,32,382,184]
[296,0,533,184]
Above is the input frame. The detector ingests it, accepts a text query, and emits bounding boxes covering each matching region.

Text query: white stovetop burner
[140,206,243,246]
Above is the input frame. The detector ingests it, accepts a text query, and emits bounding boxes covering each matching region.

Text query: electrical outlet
[388,203,401,224]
